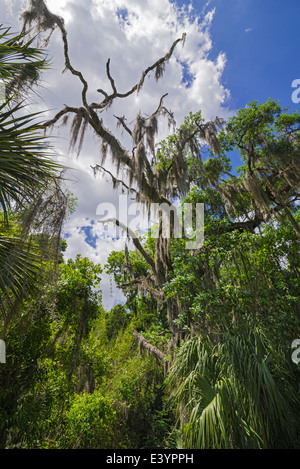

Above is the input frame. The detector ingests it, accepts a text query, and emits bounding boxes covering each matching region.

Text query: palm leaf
[0,24,49,97]
[0,234,40,315]
[167,321,300,449]
[0,100,60,218]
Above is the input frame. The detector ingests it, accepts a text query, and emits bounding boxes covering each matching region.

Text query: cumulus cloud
[3,0,232,309]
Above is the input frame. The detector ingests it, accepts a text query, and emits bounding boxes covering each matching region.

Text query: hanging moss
[243,172,272,215]
[68,107,90,156]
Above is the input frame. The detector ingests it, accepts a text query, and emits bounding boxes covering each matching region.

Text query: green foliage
[0,244,169,449]
[0,250,104,448]
[105,304,131,340]
[167,223,299,341]
[155,111,203,171]
[63,391,116,449]
[166,320,300,449]
[219,99,282,154]
[105,247,165,331]
[101,330,168,448]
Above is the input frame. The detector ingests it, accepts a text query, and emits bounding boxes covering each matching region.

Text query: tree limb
[42,106,78,129]
[132,329,166,363]
[113,115,133,136]
[91,164,137,194]
[92,33,186,110]
[106,58,117,95]
[98,217,156,272]
[120,276,165,300]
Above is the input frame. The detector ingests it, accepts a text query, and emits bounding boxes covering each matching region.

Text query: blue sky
[186,0,300,112]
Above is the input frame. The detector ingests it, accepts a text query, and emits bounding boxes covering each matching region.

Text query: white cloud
[3,0,233,309]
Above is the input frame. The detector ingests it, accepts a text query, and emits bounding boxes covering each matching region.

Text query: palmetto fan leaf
[0,100,61,222]
[0,24,48,97]
[0,234,39,315]
[166,322,300,449]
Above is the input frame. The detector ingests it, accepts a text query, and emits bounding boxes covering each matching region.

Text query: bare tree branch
[113,115,133,136]
[90,164,137,194]
[21,0,89,107]
[42,106,78,128]
[92,33,186,110]
[106,58,117,95]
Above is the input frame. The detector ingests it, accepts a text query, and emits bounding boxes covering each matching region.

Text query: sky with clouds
[2,0,300,309]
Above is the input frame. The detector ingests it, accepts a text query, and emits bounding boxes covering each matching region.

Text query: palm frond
[166,321,300,449]
[0,24,49,98]
[0,100,62,223]
[0,234,40,315]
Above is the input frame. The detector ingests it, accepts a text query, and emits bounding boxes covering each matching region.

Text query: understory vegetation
[0,8,300,450]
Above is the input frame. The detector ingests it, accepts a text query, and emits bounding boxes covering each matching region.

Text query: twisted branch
[92,33,186,110]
